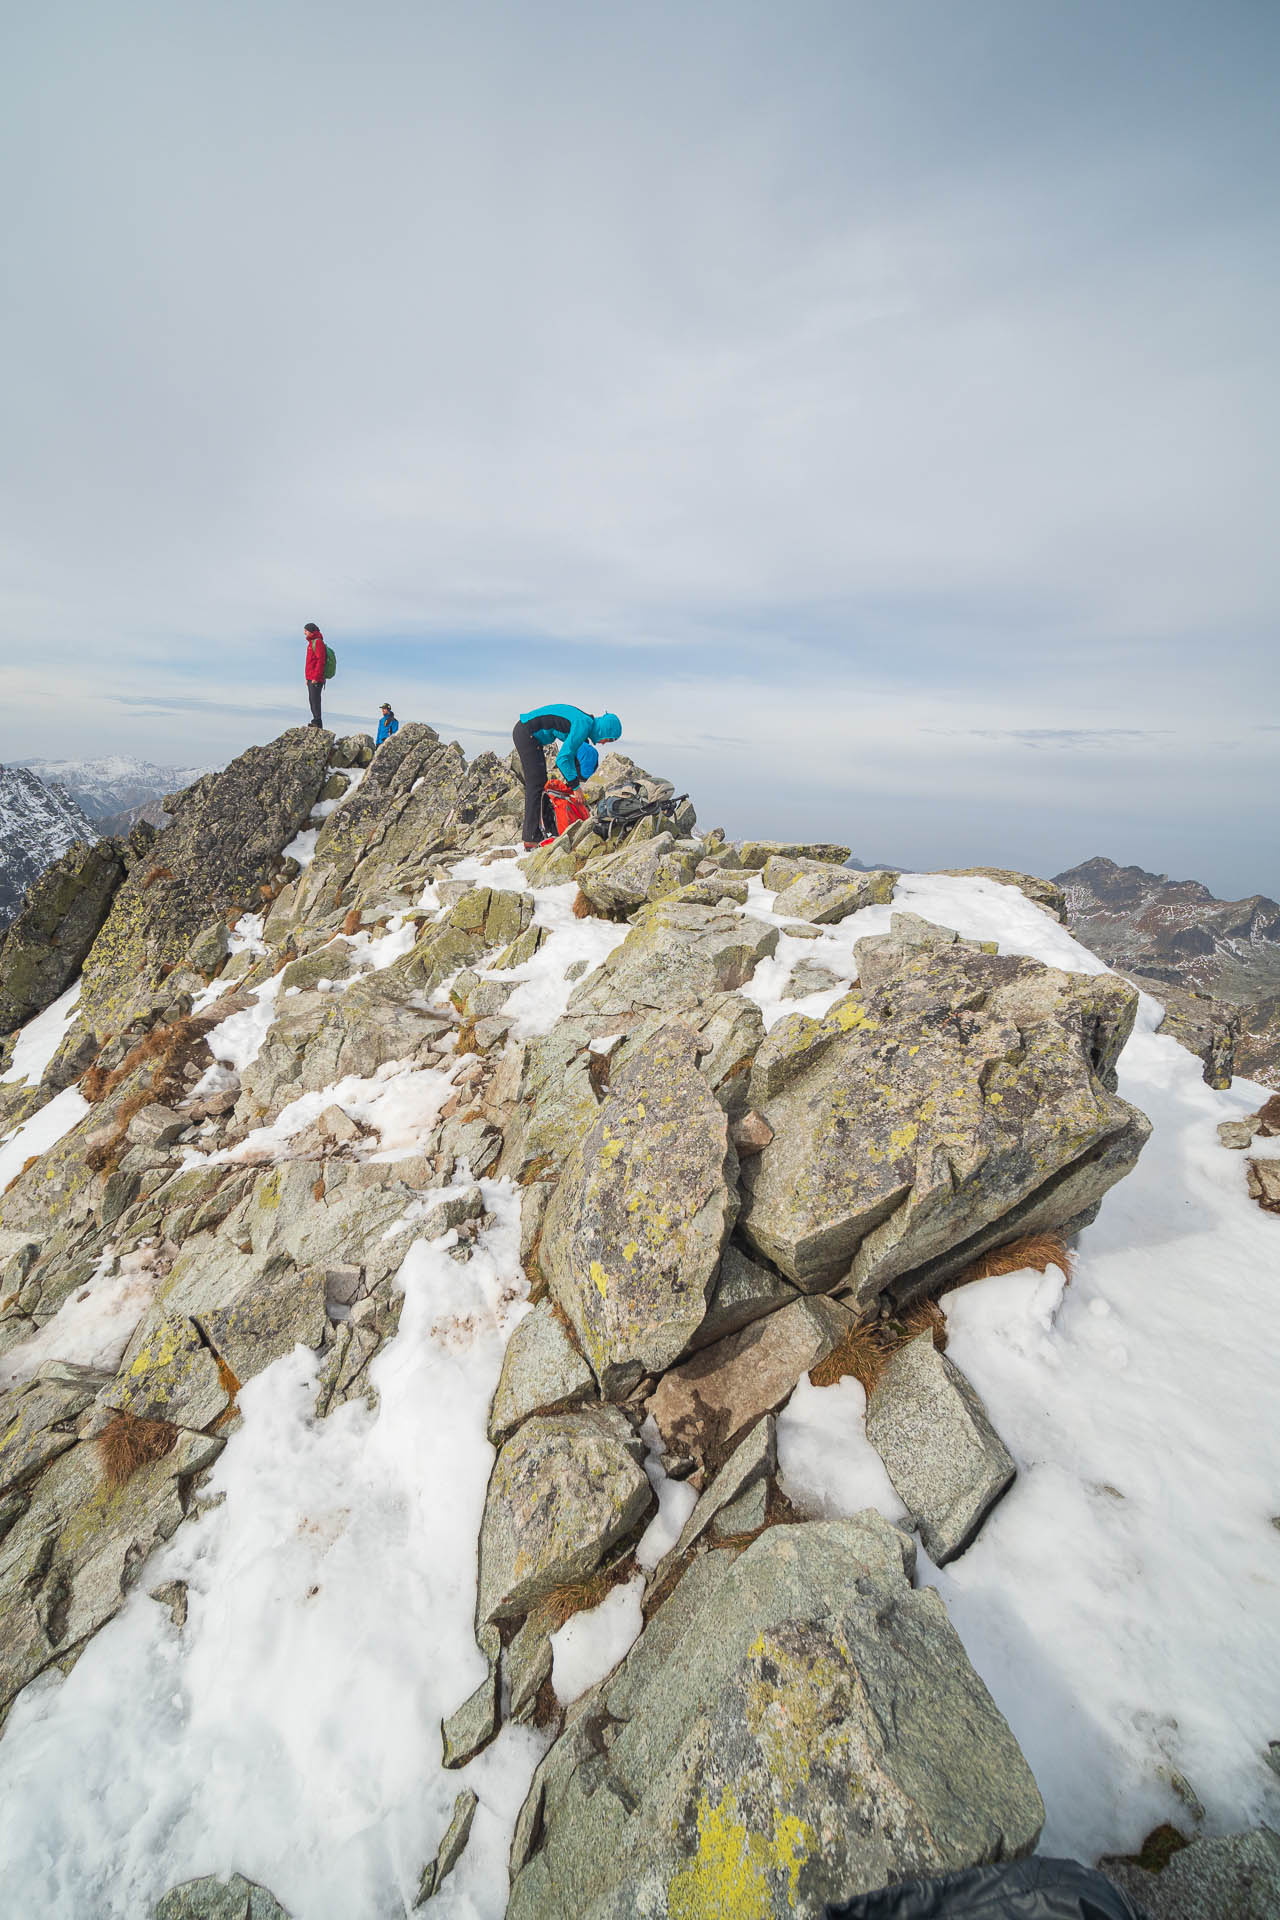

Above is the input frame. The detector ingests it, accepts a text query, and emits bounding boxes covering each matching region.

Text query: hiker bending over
[376,702,399,746]
[512,705,621,848]
[304,623,326,728]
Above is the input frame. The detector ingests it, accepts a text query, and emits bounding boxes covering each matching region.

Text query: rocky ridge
[1,726,1260,1916]
[1057,855,1280,1088]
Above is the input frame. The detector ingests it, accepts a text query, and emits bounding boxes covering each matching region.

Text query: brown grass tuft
[313,1177,325,1201]
[809,1321,888,1393]
[342,907,363,937]
[215,1353,242,1401]
[211,1353,243,1429]
[96,1411,179,1484]
[142,865,174,889]
[809,1298,949,1395]
[454,1017,479,1057]
[529,1560,634,1637]
[81,1011,220,1171]
[525,1247,548,1304]
[80,1062,110,1103]
[951,1231,1072,1290]
[572,890,594,919]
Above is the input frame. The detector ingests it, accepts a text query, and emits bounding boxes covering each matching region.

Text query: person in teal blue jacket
[513,704,621,846]
[375,703,399,746]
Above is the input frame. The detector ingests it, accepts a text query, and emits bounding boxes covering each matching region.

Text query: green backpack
[324,645,337,681]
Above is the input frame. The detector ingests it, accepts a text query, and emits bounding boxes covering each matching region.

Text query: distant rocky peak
[0,765,98,929]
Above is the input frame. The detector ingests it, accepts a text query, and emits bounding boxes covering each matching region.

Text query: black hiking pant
[307,679,323,727]
[513,720,550,843]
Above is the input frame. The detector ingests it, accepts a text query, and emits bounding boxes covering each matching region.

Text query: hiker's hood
[591,712,622,743]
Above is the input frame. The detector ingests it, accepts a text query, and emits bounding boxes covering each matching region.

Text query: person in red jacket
[304,623,326,727]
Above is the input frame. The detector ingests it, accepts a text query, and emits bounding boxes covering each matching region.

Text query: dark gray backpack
[593,782,688,839]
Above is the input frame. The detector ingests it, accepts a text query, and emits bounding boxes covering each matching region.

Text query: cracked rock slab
[541,1024,739,1398]
[741,931,1150,1312]
[507,1514,1044,1919]
[153,1874,291,1919]
[647,1293,851,1478]
[0,1427,222,1713]
[476,1406,653,1626]
[487,1298,597,1445]
[865,1335,1016,1564]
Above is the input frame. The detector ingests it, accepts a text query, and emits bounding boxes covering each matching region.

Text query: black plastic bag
[822,1856,1149,1920]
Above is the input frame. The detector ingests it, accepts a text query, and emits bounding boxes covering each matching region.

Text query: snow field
[0,854,1277,1911]
[1,979,82,1086]
[0,1180,548,1919]
[0,1241,155,1390]
[767,877,1280,1858]
[196,1060,458,1170]
[0,1083,91,1193]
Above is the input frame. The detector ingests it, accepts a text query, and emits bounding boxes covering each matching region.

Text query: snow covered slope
[0,764,97,926]
[0,732,1275,1918]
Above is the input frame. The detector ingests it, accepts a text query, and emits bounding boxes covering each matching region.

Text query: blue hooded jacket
[375,710,399,746]
[518,705,621,782]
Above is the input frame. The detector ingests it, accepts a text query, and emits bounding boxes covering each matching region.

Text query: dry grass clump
[142,865,174,889]
[211,1354,243,1429]
[808,1235,1071,1396]
[82,1012,218,1172]
[809,1322,887,1394]
[342,907,363,936]
[96,1411,179,1485]
[529,1558,634,1638]
[83,1013,211,1109]
[810,1298,948,1395]
[3,1153,40,1197]
[572,890,594,919]
[951,1230,1072,1289]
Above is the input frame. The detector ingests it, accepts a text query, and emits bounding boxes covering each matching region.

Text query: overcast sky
[2,0,1277,895]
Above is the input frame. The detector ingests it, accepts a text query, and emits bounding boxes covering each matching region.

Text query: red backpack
[542,775,591,837]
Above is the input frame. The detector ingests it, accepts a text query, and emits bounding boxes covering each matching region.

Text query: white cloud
[1,2,1276,891]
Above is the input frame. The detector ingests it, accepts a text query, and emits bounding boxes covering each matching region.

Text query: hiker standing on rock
[512,705,621,848]
[376,702,399,746]
[304,623,327,728]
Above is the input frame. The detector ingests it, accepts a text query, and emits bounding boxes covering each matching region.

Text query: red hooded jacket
[305,630,327,683]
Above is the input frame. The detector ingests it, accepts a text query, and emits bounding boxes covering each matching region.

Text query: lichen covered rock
[507,1514,1044,1919]
[476,1407,653,1625]
[540,1024,739,1397]
[0,837,126,1038]
[770,865,897,924]
[569,901,778,1020]
[741,923,1150,1311]
[79,728,333,1030]
[865,1334,1016,1563]
[576,834,702,915]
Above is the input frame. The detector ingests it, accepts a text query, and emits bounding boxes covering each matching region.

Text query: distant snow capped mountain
[18,755,218,823]
[0,766,98,927]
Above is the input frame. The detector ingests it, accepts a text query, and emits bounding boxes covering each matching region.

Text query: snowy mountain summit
[19,754,218,827]
[0,726,1276,1919]
[0,763,98,928]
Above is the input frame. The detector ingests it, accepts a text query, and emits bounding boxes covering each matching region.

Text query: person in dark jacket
[304,624,326,727]
[375,703,399,746]
[512,705,621,847]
